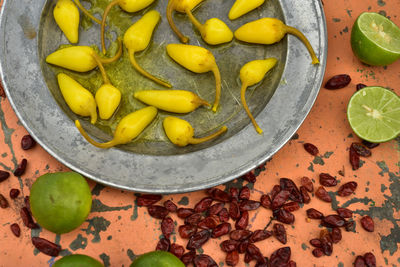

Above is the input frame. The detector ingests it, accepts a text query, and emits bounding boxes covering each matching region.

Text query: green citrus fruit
[130,251,185,267]
[347,86,400,142]
[351,12,400,66]
[30,172,92,234]
[53,254,104,267]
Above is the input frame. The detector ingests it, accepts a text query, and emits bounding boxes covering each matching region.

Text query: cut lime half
[347,86,400,143]
[351,12,400,66]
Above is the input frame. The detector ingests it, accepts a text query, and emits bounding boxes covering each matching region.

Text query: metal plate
[0,0,327,193]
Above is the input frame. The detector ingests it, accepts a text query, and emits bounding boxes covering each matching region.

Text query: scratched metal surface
[0,0,327,193]
[0,0,400,267]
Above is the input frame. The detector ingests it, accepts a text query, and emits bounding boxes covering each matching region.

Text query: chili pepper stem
[185,8,203,32]
[189,126,228,145]
[92,53,110,84]
[167,0,189,43]
[99,38,123,64]
[240,83,263,134]
[101,0,119,54]
[75,120,116,149]
[284,25,320,65]
[192,98,210,108]
[211,66,221,112]
[73,0,102,24]
[128,50,172,88]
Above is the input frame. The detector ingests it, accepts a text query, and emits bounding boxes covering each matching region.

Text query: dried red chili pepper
[282,202,300,212]
[241,172,257,183]
[208,203,224,215]
[360,216,374,232]
[161,217,174,239]
[198,215,220,230]
[9,188,20,199]
[20,207,38,229]
[309,238,322,248]
[321,215,346,228]
[185,213,203,226]
[156,237,170,251]
[337,181,357,197]
[193,254,218,267]
[271,190,291,209]
[270,185,281,201]
[351,142,371,157]
[31,237,61,257]
[220,240,239,252]
[239,200,260,211]
[303,143,319,156]
[324,74,351,89]
[177,208,195,218]
[181,250,196,265]
[336,207,353,218]
[13,159,27,176]
[345,220,356,232]
[225,250,239,266]
[178,224,197,239]
[306,208,324,219]
[356,83,367,91]
[137,194,162,206]
[239,186,250,200]
[260,194,272,209]
[229,201,241,220]
[249,230,272,243]
[362,140,379,149]
[238,239,249,254]
[0,170,10,183]
[21,135,36,150]
[349,145,360,170]
[169,243,185,259]
[0,194,9,208]
[211,222,231,238]
[299,186,311,204]
[319,173,337,187]
[320,229,333,256]
[186,230,211,250]
[280,178,303,203]
[194,197,213,213]
[274,209,295,224]
[331,227,342,244]
[273,223,287,244]
[270,247,291,267]
[164,200,178,212]
[354,255,367,267]
[235,210,249,230]
[247,244,267,264]
[209,188,230,202]
[230,230,252,241]
[229,188,239,201]
[300,176,314,192]
[218,208,230,222]
[147,205,169,219]
[364,252,376,267]
[315,186,332,202]
[312,248,324,258]
[10,223,21,237]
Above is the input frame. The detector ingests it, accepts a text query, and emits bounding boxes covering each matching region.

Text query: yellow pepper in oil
[163,116,227,147]
[92,53,121,120]
[124,10,172,88]
[235,18,319,64]
[53,0,80,44]
[239,58,277,134]
[134,89,209,113]
[46,39,122,72]
[101,0,155,54]
[228,0,265,20]
[166,44,221,112]
[73,0,102,24]
[75,106,158,149]
[167,0,204,43]
[57,73,97,124]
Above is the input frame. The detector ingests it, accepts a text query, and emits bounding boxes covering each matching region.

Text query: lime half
[130,251,185,267]
[351,12,400,66]
[347,86,400,142]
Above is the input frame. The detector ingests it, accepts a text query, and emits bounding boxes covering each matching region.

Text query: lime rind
[358,12,400,53]
[347,87,400,143]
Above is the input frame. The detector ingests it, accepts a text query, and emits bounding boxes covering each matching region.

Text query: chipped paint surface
[0,0,400,266]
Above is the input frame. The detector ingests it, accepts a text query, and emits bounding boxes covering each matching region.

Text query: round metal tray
[0,0,327,193]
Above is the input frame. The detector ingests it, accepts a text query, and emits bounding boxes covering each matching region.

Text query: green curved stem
[240,83,263,134]
[189,126,227,144]
[167,0,189,43]
[185,8,203,32]
[92,53,110,84]
[128,50,172,88]
[101,0,119,54]
[74,0,102,24]
[99,38,123,64]
[75,120,116,149]
[284,25,320,65]
[211,65,221,112]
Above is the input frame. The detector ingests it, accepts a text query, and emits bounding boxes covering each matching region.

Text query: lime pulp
[347,86,400,143]
[130,251,185,267]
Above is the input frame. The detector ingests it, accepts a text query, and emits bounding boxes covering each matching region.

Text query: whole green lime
[30,172,92,234]
[130,251,185,267]
[351,12,400,66]
[53,254,104,267]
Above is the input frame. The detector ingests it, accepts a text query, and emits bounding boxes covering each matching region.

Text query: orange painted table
[0,0,399,266]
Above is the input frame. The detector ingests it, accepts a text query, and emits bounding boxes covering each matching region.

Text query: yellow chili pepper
[101,0,155,54]
[239,58,277,134]
[186,15,233,45]
[54,0,80,44]
[75,106,158,149]
[46,39,122,72]
[134,90,209,113]
[57,73,97,124]
[73,0,102,24]
[234,18,319,65]
[166,44,221,112]
[92,53,121,120]
[124,10,172,88]
[228,0,265,20]
[163,116,227,147]
[167,0,204,43]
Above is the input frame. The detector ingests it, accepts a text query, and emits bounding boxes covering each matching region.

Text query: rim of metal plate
[0,0,327,193]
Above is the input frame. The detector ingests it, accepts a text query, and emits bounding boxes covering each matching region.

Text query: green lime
[53,254,104,267]
[130,251,185,267]
[30,172,92,234]
[347,86,400,142]
[351,12,400,66]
